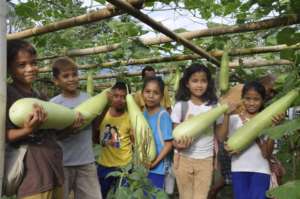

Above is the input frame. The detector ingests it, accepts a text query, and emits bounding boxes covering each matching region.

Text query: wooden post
[0,0,7,195]
[7,0,143,40]
[106,0,220,66]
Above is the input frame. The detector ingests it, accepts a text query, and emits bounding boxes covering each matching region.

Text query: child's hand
[226,101,239,115]
[173,136,193,150]
[23,103,48,133]
[271,112,285,126]
[224,143,239,156]
[71,112,84,129]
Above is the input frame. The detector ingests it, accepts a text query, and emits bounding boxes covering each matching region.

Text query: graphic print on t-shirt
[101,124,121,148]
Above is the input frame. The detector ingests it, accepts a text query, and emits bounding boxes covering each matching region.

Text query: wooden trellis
[7,0,143,40]
[38,43,300,73]
[37,14,300,61]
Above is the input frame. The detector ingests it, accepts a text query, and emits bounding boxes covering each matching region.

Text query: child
[94,81,133,199]
[142,76,173,189]
[170,63,218,199]
[50,57,102,199]
[217,81,281,199]
[6,39,64,198]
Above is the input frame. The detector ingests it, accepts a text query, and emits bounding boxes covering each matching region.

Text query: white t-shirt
[226,114,271,174]
[171,100,214,159]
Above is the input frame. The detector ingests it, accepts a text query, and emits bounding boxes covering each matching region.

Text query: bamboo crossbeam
[76,59,292,80]
[7,0,143,40]
[38,43,300,73]
[97,0,221,66]
[37,14,300,61]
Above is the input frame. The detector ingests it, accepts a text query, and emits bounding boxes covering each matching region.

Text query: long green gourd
[227,89,299,153]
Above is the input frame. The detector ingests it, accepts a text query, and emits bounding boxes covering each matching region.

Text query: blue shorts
[232,172,270,199]
[147,172,165,189]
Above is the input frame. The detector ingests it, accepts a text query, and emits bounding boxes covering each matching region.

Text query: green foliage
[266,180,300,199]
[261,118,300,139]
[105,163,169,199]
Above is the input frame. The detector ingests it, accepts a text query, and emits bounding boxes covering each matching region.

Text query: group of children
[6,39,282,199]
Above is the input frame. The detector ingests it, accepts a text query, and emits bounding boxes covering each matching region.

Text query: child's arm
[56,112,84,140]
[172,123,193,150]
[7,104,47,142]
[150,140,173,169]
[216,113,230,142]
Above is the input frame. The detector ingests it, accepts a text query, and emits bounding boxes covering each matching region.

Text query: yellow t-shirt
[134,86,171,111]
[97,111,132,167]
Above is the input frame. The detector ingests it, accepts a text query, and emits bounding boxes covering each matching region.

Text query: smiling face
[142,81,163,109]
[243,88,264,114]
[9,50,38,87]
[54,68,79,94]
[186,71,208,99]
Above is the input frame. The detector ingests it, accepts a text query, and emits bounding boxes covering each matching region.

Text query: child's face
[9,50,38,86]
[142,81,162,109]
[186,71,208,98]
[54,68,79,93]
[243,89,264,114]
[111,88,127,111]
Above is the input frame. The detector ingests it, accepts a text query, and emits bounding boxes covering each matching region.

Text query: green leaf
[277,28,296,45]
[261,118,300,139]
[106,171,122,178]
[266,180,300,199]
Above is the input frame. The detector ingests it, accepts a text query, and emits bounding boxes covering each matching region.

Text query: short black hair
[142,76,165,95]
[112,81,128,92]
[141,66,155,78]
[7,39,37,70]
[52,57,78,78]
[242,81,266,100]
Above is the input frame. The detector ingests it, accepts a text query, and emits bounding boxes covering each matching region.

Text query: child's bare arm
[7,104,47,142]
[150,140,173,169]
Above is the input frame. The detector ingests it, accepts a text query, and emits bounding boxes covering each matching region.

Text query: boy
[50,57,102,199]
[93,82,133,199]
[6,39,64,199]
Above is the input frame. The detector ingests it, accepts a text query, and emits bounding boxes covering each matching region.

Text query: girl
[217,81,281,199]
[171,63,218,199]
[6,39,64,199]
[142,77,173,189]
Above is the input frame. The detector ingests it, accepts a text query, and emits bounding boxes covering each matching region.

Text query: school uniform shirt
[97,111,133,167]
[144,108,173,175]
[225,114,271,175]
[50,92,95,166]
[6,84,64,198]
[171,100,215,159]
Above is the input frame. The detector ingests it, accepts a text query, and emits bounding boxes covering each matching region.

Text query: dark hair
[141,66,155,78]
[242,81,266,101]
[52,57,78,78]
[175,63,217,105]
[112,81,128,92]
[142,76,165,95]
[7,39,37,70]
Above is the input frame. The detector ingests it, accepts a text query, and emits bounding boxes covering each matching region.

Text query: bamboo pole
[7,0,143,40]
[0,0,7,195]
[75,59,292,80]
[37,14,300,60]
[96,0,221,66]
[38,43,300,73]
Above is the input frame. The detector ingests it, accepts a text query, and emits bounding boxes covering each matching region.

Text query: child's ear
[52,78,59,86]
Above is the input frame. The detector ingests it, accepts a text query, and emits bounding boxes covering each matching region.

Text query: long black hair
[175,63,217,105]
[242,81,266,111]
